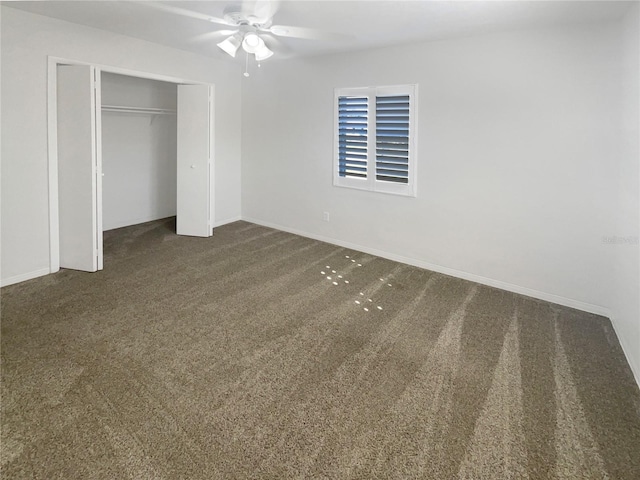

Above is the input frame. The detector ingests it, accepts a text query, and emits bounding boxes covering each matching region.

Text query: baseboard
[608,315,640,389]
[103,213,177,231]
[2,218,612,317]
[214,216,242,228]
[242,217,612,318]
[3,217,243,287]
[247,217,640,389]
[4,218,637,388]
[1,268,51,287]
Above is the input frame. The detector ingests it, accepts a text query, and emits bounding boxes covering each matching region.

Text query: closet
[101,72,178,231]
[56,64,214,273]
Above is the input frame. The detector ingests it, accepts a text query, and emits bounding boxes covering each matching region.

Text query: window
[334,84,417,196]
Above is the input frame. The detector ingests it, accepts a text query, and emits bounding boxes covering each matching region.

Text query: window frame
[333,84,417,197]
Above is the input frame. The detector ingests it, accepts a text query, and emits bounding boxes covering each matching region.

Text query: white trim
[209,85,215,236]
[47,55,212,86]
[214,216,242,228]
[242,216,612,318]
[94,66,104,270]
[1,268,51,287]
[334,84,417,197]
[47,57,60,273]
[47,55,216,273]
[103,215,178,232]
[608,315,640,388]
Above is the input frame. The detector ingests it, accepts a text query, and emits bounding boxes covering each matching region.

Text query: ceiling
[4,1,633,62]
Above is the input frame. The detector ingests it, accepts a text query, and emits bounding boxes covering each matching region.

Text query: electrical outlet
[323,212,330,222]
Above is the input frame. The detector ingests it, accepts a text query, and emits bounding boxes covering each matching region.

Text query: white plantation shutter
[338,96,368,179]
[376,95,410,184]
[334,85,416,196]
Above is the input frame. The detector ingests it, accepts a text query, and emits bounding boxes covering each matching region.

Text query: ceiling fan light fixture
[255,44,274,61]
[242,33,262,53]
[217,34,241,57]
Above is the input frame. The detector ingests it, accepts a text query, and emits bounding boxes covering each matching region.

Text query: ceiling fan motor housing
[223,9,272,29]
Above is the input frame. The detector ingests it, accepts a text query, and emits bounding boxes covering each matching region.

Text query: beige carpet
[2,218,639,479]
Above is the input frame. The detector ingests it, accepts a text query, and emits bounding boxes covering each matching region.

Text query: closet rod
[101,104,176,115]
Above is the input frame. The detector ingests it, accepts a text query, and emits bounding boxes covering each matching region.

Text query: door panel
[57,65,102,271]
[177,84,212,237]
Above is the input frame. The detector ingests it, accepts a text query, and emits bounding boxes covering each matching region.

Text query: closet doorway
[101,72,178,233]
[55,63,214,273]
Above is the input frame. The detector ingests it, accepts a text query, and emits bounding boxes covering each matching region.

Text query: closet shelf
[101,105,176,115]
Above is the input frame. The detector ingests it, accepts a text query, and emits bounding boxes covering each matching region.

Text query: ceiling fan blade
[245,0,280,25]
[266,24,352,42]
[141,2,233,26]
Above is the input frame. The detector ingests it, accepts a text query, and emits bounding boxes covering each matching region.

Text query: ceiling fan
[214,6,284,62]
[143,1,347,72]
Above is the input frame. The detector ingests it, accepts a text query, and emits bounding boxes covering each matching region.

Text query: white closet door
[57,65,103,271]
[177,84,213,237]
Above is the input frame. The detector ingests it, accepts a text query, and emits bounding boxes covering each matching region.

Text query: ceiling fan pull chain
[244,51,250,77]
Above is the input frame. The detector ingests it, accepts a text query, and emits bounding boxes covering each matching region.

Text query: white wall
[242,14,639,383]
[611,3,640,382]
[0,6,3,284]
[242,22,620,312]
[101,72,177,230]
[1,3,637,385]
[0,6,242,285]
